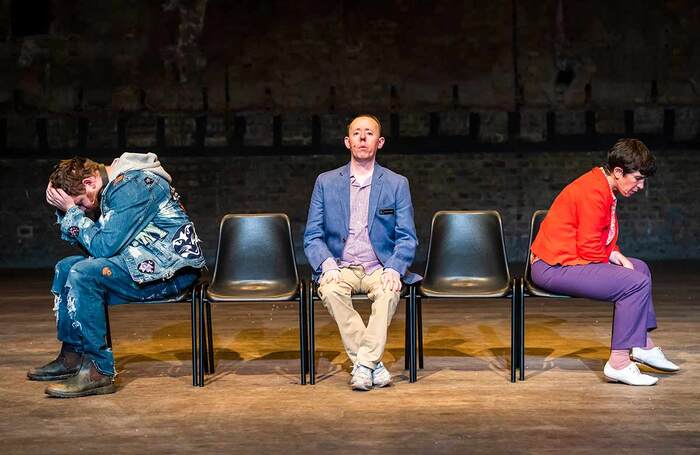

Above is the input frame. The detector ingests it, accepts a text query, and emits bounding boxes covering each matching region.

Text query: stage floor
[1,262,698,453]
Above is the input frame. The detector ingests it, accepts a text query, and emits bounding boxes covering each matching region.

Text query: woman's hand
[609,250,634,270]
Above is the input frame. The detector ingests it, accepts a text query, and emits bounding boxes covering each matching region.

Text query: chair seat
[207,279,299,302]
[524,278,571,299]
[419,278,511,298]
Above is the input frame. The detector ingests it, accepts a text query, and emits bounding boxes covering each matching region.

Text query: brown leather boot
[45,357,116,398]
[27,346,82,381]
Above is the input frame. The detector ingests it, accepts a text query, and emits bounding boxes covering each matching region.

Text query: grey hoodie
[110,152,172,183]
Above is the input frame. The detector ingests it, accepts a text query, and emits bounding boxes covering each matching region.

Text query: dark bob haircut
[606,138,656,177]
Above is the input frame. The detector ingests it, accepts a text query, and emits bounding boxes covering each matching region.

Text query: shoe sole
[351,383,372,391]
[630,357,680,373]
[45,384,116,398]
[604,375,657,386]
[27,372,78,382]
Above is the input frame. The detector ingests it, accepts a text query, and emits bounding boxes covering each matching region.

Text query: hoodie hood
[110,152,172,183]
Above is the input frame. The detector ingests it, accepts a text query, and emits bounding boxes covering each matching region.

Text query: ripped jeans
[52,255,199,376]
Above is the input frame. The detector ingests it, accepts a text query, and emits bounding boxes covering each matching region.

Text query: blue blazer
[304,162,420,284]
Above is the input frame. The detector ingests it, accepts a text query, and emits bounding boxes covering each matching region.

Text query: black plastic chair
[307,281,416,384]
[104,278,205,387]
[413,210,518,383]
[200,214,308,387]
[518,209,575,381]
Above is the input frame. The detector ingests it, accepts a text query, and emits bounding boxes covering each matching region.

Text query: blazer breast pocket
[378,208,395,216]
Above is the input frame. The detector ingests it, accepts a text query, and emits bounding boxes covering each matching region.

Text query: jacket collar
[337,162,385,233]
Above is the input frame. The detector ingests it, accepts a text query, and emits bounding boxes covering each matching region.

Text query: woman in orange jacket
[531,138,679,386]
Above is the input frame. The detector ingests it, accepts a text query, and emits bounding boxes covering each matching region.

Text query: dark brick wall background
[3,146,698,269]
[1,0,699,268]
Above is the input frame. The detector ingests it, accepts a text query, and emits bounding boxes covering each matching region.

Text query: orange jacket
[531,168,619,266]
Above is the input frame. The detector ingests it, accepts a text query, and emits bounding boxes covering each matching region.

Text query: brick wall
[2,146,699,269]
[2,0,699,269]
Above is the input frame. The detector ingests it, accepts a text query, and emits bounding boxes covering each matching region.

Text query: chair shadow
[412,323,511,381]
[111,321,207,386]
[519,315,611,380]
[115,350,199,387]
[408,319,609,382]
[204,348,308,385]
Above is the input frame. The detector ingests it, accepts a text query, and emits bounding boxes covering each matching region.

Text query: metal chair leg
[201,303,210,375]
[191,285,198,387]
[519,278,525,381]
[309,287,316,385]
[404,291,410,371]
[206,299,215,374]
[104,304,113,349]
[297,281,307,385]
[510,278,517,383]
[199,287,205,387]
[409,286,417,383]
[304,282,311,376]
[417,295,424,369]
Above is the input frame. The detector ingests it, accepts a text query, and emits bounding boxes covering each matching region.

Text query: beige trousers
[317,266,400,369]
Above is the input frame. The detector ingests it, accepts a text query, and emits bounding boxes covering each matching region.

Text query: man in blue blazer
[304,114,419,390]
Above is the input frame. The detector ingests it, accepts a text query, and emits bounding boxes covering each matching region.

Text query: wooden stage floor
[0,262,698,453]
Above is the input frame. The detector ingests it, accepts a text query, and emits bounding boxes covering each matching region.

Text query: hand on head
[46,182,76,212]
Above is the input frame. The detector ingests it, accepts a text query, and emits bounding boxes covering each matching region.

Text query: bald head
[347,115,382,137]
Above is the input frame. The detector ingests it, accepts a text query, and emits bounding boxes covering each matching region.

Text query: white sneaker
[604,361,658,386]
[348,363,359,384]
[631,347,680,372]
[372,362,392,388]
[350,365,373,391]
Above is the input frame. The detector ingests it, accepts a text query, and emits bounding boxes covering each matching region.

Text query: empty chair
[412,210,518,383]
[200,214,308,386]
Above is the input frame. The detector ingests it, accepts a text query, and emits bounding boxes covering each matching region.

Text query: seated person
[28,153,205,397]
[304,115,419,391]
[530,138,679,386]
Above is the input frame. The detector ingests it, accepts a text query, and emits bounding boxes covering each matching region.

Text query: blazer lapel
[338,164,351,235]
[367,164,384,233]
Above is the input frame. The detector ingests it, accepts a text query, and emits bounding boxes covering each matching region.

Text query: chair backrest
[209,213,299,289]
[524,210,548,281]
[422,210,511,296]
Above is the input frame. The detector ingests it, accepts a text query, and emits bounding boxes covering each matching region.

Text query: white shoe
[348,363,359,384]
[350,365,373,391]
[604,361,658,386]
[631,347,680,372]
[372,362,392,388]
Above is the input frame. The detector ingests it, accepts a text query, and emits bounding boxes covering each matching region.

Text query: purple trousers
[531,258,657,350]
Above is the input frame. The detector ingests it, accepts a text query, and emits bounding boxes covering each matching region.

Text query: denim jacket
[59,170,205,283]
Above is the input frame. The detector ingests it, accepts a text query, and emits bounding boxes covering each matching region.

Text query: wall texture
[3,147,699,269]
[0,0,699,268]
[1,0,699,146]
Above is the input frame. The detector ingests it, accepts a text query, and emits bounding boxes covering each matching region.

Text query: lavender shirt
[321,173,382,275]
